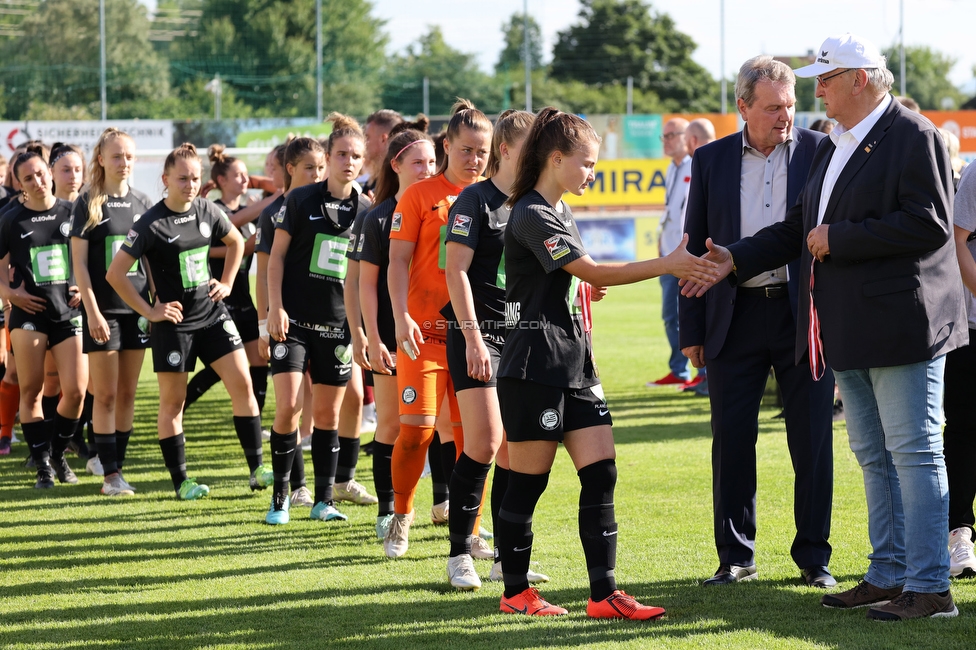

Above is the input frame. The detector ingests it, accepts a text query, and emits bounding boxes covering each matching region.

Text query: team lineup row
[0,101,717,620]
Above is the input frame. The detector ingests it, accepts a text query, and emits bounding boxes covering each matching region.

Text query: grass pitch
[1,282,974,649]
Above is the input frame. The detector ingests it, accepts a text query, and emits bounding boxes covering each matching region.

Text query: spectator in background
[360,109,404,196]
[686,118,716,156]
[939,128,967,189]
[809,119,835,134]
[648,118,704,390]
[895,96,921,113]
[678,56,834,588]
[945,162,976,580]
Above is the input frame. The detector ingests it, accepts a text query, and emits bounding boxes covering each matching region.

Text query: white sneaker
[949,527,976,578]
[361,403,377,433]
[261,429,271,442]
[300,435,312,451]
[333,479,379,505]
[86,456,104,476]
[376,514,394,539]
[430,500,449,525]
[289,485,314,507]
[117,472,137,492]
[447,554,482,591]
[489,561,550,584]
[469,534,494,560]
[384,511,414,558]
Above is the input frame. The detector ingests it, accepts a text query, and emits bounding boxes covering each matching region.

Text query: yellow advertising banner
[563,158,670,207]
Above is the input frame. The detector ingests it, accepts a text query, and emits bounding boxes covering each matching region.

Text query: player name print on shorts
[451,214,472,237]
[540,408,560,431]
[544,235,570,261]
[167,351,182,366]
[273,343,288,360]
[402,386,417,405]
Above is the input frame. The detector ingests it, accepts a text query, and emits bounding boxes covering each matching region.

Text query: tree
[381,26,502,116]
[170,0,388,117]
[496,13,543,73]
[550,0,717,112]
[0,0,170,119]
[884,45,966,110]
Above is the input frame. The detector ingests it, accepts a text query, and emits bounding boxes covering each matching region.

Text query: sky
[371,0,976,94]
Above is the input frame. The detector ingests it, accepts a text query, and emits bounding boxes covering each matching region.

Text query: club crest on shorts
[167,351,182,366]
[451,214,472,237]
[59,221,70,237]
[21,322,35,331]
[273,343,288,360]
[391,212,402,232]
[199,221,212,239]
[540,408,560,431]
[138,317,150,334]
[69,315,82,329]
[222,320,240,337]
[544,235,570,261]
[334,344,352,364]
[402,386,417,405]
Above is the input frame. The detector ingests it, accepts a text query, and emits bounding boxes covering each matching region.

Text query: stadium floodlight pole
[719,0,726,114]
[626,76,633,114]
[100,0,106,120]
[423,76,430,116]
[316,0,323,122]
[523,0,532,112]
[899,0,906,96]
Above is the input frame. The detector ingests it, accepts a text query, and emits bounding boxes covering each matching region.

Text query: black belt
[737,284,788,298]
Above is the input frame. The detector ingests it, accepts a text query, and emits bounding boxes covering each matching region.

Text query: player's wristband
[258,319,268,338]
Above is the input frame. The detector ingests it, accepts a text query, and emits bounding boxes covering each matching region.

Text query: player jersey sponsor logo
[323,202,352,212]
[106,235,138,274]
[450,214,472,237]
[123,229,139,247]
[30,245,70,283]
[30,215,56,222]
[391,212,402,232]
[199,221,212,239]
[539,408,560,431]
[402,386,417,405]
[173,215,195,225]
[309,233,349,279]
[544,235,570,261]
[273,343,288,360]
[505,301,520,328]
[178,246,210,289]
[105,201,131,208]
[167,351,182,366]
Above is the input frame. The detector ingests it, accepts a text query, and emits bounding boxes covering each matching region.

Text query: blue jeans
[835,357,950,593]
[660,275,692,380]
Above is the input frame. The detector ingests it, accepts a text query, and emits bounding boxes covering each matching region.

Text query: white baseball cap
[794,34,885,78]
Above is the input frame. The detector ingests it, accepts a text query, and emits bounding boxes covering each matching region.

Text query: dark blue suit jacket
[728,99,967,371]
[678,126,825,359]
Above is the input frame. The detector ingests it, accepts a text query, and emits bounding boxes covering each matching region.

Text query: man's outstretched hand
[679,238,734,297]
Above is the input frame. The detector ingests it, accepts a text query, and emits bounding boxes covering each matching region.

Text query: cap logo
[822,50,828,57]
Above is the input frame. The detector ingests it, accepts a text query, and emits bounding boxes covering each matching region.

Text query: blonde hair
[485,110,535,178]
[84,128,134,233]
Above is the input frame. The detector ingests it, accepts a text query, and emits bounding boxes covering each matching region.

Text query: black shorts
[9,307,82,348]
[269,323,352,386]
[227,304,260,344]
[447,326,503,391]
[498,377,612,443]
[151,309,243,373]
[82,312,151,353]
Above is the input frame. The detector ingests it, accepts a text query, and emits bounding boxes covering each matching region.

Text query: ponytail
[325,112,364,154]
[507,107,599,208]
[484,109,535,178]
[437,98,492,176]
[164,142,200,175]
[208,143,238,184]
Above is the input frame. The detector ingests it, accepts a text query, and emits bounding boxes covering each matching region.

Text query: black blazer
[678,126,825,359]
[728,98,967,371]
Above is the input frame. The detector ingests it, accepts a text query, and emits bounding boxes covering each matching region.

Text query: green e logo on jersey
[496,251,506,290]
[179,246,209,288]
[106,235,138,274]
[310,233,348,279]
[438,225,448,270]
[30,245,69,283]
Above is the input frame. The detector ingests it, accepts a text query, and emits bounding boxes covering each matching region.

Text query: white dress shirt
[739,125,792,288]
[659,155,692,255]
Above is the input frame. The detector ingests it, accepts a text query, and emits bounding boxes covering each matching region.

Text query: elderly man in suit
[678,55,835,589]
[686,33,966,620]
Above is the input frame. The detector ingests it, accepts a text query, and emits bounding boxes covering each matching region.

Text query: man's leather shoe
[702,564,758,586]
[801,565,837,589]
